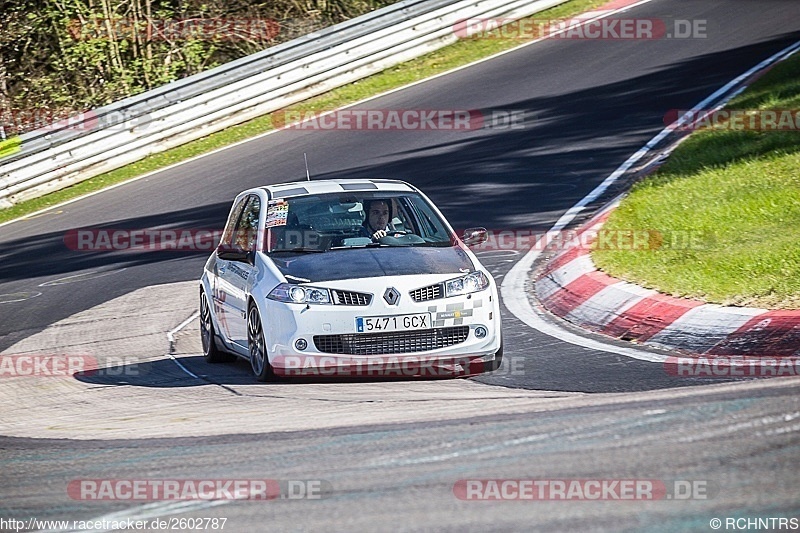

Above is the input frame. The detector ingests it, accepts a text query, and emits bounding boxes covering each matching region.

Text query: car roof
[256,178,417,198]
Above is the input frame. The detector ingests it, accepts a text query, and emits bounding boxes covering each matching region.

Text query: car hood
[269,245,475,283]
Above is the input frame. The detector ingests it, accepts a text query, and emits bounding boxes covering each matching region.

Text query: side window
[233,196,261,252]
[393,199,415,233]
[219,197,248,248]
[408,197,450,241]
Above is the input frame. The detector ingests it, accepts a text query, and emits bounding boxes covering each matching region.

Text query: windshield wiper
[411,241,452,247]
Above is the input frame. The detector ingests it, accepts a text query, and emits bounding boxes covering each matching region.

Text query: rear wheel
[200,288,235,363]
[248,302,274,382]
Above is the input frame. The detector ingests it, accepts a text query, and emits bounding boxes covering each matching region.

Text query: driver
[361,199,403,241]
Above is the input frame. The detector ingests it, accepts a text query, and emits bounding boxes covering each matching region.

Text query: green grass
[0,136,22,159]
[0,0,605,224]
[593,53,800,309]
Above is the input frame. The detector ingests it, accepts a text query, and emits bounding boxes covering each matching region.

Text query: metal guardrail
[0,0,568,208]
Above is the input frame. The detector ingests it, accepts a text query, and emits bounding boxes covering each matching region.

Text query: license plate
[355,313,432,333]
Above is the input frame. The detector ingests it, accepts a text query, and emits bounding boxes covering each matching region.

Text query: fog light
[475,326,487,339]
[295,338,308,351]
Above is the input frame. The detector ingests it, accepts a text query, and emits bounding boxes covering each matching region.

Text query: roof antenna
[304,152,311,181]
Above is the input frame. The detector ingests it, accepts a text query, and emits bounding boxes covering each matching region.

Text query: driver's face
[368,201,390,231]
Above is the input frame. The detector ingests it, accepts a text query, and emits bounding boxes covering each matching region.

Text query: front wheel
[486,341,503,372]
[247,302,274,382]
[200,288,235,363]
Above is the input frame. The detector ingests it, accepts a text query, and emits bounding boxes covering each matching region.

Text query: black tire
[247,301,274,382]
[200,288,236,363]
[486,341,504,372]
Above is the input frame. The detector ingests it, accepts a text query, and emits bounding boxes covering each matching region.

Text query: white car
[199,179,502,381]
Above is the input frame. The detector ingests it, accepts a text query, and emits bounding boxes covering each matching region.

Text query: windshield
[265,191,455,253]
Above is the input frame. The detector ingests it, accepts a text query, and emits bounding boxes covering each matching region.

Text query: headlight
[268,283,332,304]
[444,271,490,297]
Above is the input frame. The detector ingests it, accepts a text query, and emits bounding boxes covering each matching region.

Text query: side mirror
[462,227,488,247]
[217,246,253,264]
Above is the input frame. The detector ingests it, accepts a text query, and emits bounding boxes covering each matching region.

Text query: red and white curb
[502,39,800,363]
[534,205,800,358]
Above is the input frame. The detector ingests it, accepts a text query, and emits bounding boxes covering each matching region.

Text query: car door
[211,196,246,344]
[215,195,260,347]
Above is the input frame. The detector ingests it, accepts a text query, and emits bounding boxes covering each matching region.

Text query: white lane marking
[368,409,672,468]
[166,311,201,378]
[21,209,64,220]
[0,290,42,304]
[37,268,126,287]
[675,411,800,444]
[0,0,656,231]
[40,304,239,530]
[763,423,800,437]
[28,4,791,531]
[502,39,800,364]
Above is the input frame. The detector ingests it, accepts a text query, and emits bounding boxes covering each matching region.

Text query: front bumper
[272,352,499,378]
[260,276,502,376]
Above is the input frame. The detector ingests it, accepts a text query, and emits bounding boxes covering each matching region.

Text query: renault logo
[383,287,400,305]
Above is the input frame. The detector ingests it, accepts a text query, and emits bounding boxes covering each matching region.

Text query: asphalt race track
[1,0,799,531]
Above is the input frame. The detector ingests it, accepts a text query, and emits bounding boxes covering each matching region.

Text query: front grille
[332,290,372,306]
[313,326,470,355]
[410,283,443,302]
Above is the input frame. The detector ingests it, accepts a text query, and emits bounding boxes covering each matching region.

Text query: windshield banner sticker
[266,199,289,227]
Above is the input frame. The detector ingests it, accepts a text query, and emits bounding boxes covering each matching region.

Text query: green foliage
[0,0,396,134]
[593,54,800,309]
[0,136,21,159]
[0,0,606,224]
